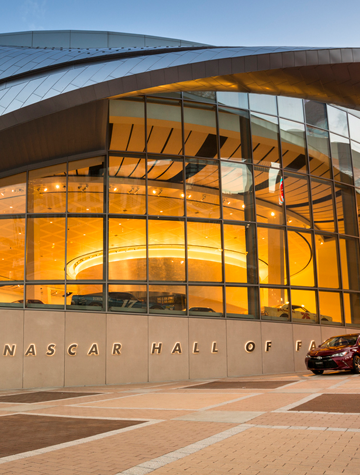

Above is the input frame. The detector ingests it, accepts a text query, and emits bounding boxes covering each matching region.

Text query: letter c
[67,344,78,356]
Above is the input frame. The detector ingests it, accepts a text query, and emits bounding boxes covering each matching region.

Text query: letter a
[87,343,99,356]
[25,344,36,357]
[171,342,182,354]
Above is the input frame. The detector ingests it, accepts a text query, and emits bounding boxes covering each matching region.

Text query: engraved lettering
[171,342,182,354]
[193,342,200,354]
[87,343,99,356]
[245,341,255,353]
[112,343,122,355]
[25,344,36,357]
[151,342,162,354]
[67,344,78,356]
[46,343,56,356]
[265,340,272,352]
[211,341,218,353]
[3,344,16,357]
[296,340,302,352]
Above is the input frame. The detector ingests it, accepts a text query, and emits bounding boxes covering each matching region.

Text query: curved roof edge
[0,30,208,49]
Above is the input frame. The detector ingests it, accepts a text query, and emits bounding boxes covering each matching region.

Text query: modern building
[0,30,360,389]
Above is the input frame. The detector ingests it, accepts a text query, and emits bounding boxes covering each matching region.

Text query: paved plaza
[0,372,360,474]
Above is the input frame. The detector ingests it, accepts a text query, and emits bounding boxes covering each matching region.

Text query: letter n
[3,344,16,357]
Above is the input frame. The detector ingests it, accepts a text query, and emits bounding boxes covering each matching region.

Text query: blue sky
[1,0,359,47]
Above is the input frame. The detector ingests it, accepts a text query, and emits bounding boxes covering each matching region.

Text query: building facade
[0,31,360,389]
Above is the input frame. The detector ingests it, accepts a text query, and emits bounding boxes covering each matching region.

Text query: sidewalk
[0,372,360,474]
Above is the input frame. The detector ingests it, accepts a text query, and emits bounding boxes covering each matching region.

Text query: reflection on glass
[344,293,351,324]
[187,221,222,282]
[327,106,349,137]
[0,174,26,215]
[148,219,185,281]
[66,284,104,310]
[221,162,254,221]
[109,155,146,214]
[224,224,256,284]
[304,100,328,129]
[290,289,317,323]
[149,285,186,314]
[351,141,360,188]
[26,285,64,308]
[277,96,304,122]
[251,113,280,167]
[108,284,146,313]
[226,286,258,318]
[283,173,311,228]
[280,119,307,172]
[185,159,220,219]
[356,188,360,236]
[335,185,357,236]
[68,157,104,213]
[218,108,251,161]
[28,164,66,213]
[26,217,65,280]
[254,166,284,224]
[109,98,145,152]
[339,238,360,291]
[288,231,315,287]
[0,218,25,281]
[146,99,182,154]
[217,92,249,109]
[319,291,342,324]
[315,235,339,288]
[67,218,103,280]
[183,102,218,158]
[108,218,146,281]
[249,94,277,115]
[344,293,360,325]
[307,126,331,178]
[257,227,286,285]
[330,134,352,184]
[147,157,184,216]
[188,286,223,316]
[183,91,216,103]
[311,178,335,232]
[348,114,360,143]
[261,288,289,321]
[0,285,24,307]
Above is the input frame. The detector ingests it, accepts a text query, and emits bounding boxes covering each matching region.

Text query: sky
[0,0,359,47]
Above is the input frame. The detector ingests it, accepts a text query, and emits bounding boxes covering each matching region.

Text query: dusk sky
[0,0,359,47]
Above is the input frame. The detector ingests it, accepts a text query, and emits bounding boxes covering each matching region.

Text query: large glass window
[304,100,328,129]
[254,166,284,225]
[290,289,317,323]
[257,227,287,285]
[311,178,335,233]
[330,134,353,184]
[280,119,307,173]
[283,173,311,228]
[251,113,280,167]
[307,126,331,179]
[108,284,147,313]
[261,288,289,321]
[183,102,218,158]
[218,107,251,161]
[335,185,357,236]
[149,285,186,314]
[0,174,26,215]
[0,218,25,281]
[278,96,304,122]
[226,286,258,318]
[28,164,66,213]
[348,114,360,143]
[224,223,256,284]
[68,157,105,213]
[217,92,249,110]
[319,291,342,324]
[327,106,349,137]
[221,162,254,221]
[249,94,277,115]
[26,285,64,309]
[188,286,223,316]
[351,141,360,188]
[0,285,24,307]
[109,98,145,152]
[314,234,339,289]
[66,284,104,311]
[146,98,182,155]
[339,238,360,291]
[288,231,315,287]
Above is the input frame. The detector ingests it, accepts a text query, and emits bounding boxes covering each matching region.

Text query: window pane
[108,284,147,313]
[26,217,65,280]
[344,293,360,325]
[311,178,335,232]
[108,218,146,281]
[330,134,353,184]
[146,99,182,154]
[221,162,254,221]
[351,141,360,188]
[218,107,251,162]
[290,289,317,323]
[319,291,342,324]
[0,218,25,281]
[327,106,349,137]
[26,285,64,309]
[339,238,360,291]
[283,173,311,228]
[109,155,146,215]
[315,235,339,288]
[307,126,331,178]
[335,185,357,236]
[183,91,216,103]
[277,96,304,122]
[183,102,218,158]
[68,157,105,213]
[348,114,360,143]
[67,218,103,280]
[249,94,277,115]
[66,284,104,311]
[28,164,66,213]
[0,285,24,307]
[288,231,315,287]
[109,98,145,152]
[188,286,223,316]
[258,227,287,285]
[224,223,256,284]
[226,286,258,318]
[305,100,328,129]
[217,91,248,109]
[261,288,289,321]
[0,174,26,215]
[185,159,220,219]
[148,219,185,281]
[147,157,184,216]
[254,166,284,224]
[280,119,307,173]
[356,188,360,235]
[187,221,222,282]
[251,113,280,167]
[149,285,186,315]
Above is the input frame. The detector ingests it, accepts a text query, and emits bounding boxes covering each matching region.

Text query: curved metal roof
[1,32,360,131]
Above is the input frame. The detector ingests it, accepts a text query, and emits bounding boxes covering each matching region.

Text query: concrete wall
[0,309,348,390]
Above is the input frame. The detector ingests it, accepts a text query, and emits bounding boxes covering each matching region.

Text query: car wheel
[352,354,360,374]
[311,370,324,375]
